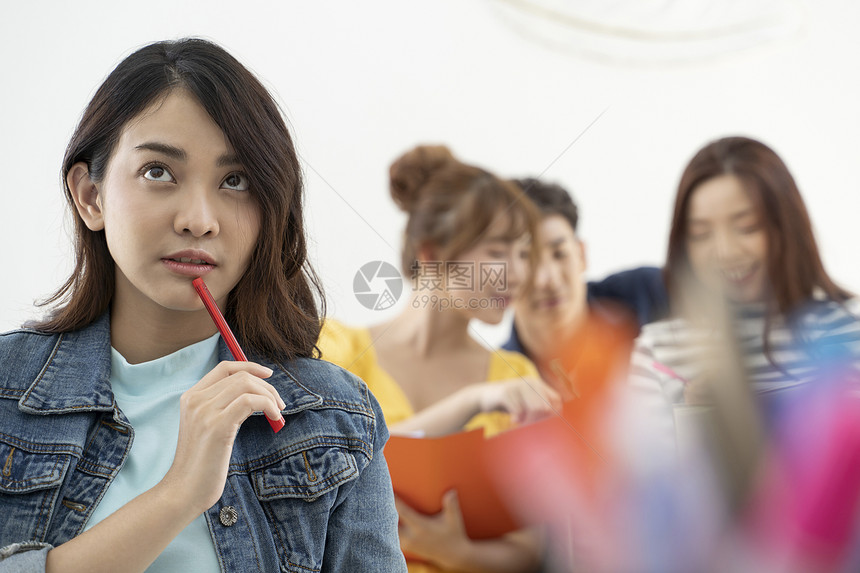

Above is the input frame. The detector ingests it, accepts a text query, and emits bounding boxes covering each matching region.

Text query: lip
[162,249,217,277]
[720,264,758,286]
[533,296,563,310]
[493,295,512,308]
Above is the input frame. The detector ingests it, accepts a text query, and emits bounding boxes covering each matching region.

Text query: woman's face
[77,89,261,318]
[440,213,527,325]
[685,174,769,304]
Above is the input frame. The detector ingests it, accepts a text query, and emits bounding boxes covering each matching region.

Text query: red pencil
[192,277,284,433]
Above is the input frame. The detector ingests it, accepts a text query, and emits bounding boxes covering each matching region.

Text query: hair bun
[389,145,457,211]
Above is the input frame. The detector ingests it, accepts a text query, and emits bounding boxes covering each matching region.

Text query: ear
[67,162,105,231]
[576,237,588,272]
[416,242,438,264]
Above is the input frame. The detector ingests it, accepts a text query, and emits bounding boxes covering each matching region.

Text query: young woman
[629,135,860,445]
[319,145,560,572]
[535,135,860,573]
[0,39,405,572]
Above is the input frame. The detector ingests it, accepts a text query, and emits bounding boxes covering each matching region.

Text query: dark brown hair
[389,145,538,275]
[512,177,579,233]
[665,136,850,315]
[37,38,324,360]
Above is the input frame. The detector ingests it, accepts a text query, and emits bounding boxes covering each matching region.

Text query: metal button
[219,505,238,527]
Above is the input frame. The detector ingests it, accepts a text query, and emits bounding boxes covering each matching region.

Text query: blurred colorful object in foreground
[487,313,860,572]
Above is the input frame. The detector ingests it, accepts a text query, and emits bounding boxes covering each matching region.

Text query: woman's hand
[683,375,713,406]
[391,376,562,437]
[396,490,469,563]
[45,361,286,573]
[396,491,544,572]
[477,377,562,425]
[160,361,285,513]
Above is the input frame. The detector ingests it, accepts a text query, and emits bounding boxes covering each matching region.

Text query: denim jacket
[0,313,406,572]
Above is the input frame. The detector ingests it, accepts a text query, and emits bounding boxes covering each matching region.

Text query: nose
[533,256,562,292]
[713,228,741,262]
[174,184,219,238]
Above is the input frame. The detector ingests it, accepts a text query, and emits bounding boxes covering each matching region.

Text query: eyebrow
[544,237,570,248]
[217,153,241,168]
[135,142,185,160]
[134,142,241,167]
[730,210,757,222]
[689,208,757,226]
[484,236,516,245]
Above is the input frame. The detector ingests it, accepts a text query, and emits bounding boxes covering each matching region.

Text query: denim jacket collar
[19,313,114,414]
[19,312,323,416]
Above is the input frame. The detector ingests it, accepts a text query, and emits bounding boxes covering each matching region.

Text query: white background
[2,1,859,346]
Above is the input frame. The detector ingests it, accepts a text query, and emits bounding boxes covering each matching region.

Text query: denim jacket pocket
[250,445,360,572]
[252,445,359,502]
[0,439,71,544]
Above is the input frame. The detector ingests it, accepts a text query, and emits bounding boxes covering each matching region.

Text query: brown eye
[143,165,173,182]
[738,225,762,235]
[222,172,249,191]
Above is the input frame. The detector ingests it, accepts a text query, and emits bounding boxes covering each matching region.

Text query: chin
[724,282,767,305]
[730,293,768,306]
[474,310,506,325]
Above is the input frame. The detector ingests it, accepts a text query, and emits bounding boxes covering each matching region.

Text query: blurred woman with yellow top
[319,145,560,572]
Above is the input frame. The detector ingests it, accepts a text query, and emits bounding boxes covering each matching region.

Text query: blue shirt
[83,334,221,572]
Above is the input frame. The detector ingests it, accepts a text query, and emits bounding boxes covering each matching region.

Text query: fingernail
[269,415,285,433]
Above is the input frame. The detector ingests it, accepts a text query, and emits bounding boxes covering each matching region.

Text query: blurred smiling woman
[321,145,559,438]
[629,135,860,441]
[319,144,559,573]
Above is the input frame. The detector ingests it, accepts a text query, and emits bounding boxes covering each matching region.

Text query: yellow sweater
[317,319,539,436]
[318,319,539,573]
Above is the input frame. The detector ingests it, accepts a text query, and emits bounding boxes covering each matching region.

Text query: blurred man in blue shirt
[504,178,668,388]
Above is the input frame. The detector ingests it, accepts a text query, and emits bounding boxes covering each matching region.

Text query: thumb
[441,489,465,530]
[394,495,422,525]
[442,489,460,512]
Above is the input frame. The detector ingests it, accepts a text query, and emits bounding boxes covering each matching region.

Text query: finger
[196,360,274,390]
[397,522,413,546]
[549,390,563,411]
[519,396,546,424]
[539,381,563,410]
[528,376,560,401]
[441,489,466,529]
[525,379,562,412]
[530,383,561,414]
[218,392,285,428]
[397,523,420,556]
[202,364,284,410]
[198,373,283,421]
[518,390,552,423]
[249,376,286,411]
[441,489,460,514]
[508,390,527,424]
[394,495,423,525]
[196,367,283,405]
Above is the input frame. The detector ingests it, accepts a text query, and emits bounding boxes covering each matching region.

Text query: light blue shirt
[85,334,221,572]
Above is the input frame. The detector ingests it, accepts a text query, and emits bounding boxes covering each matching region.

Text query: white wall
[2,0,859,345]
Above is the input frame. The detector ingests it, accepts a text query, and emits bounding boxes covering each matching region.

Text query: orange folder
[386,427,518,539]
[385,400,608,540]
